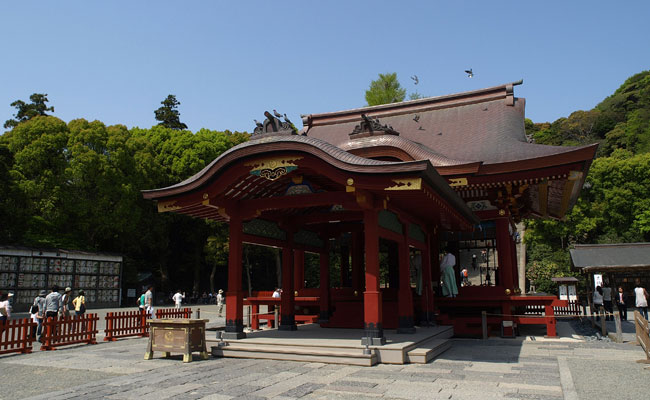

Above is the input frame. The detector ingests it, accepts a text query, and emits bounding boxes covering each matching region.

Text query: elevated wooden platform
[209,324,453,366]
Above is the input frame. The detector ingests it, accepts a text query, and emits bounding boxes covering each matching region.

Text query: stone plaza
[1,307,648,400]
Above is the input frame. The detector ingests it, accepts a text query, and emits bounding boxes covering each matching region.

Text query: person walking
[33,290,47,341]
[44,286,62,320]
[634,279,648,320]
[602,281,613,321]
[144,285,154,318]
[172,290,185,310]
[615,286,627,321]
[61,287,72,318]
[440,248,458,298]
[138,290,146,311]
[72,290,86,316]
[216,289,224,317]
[593,286,604,321]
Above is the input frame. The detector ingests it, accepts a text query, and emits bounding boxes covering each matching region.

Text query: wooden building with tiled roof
[143,81,597,345]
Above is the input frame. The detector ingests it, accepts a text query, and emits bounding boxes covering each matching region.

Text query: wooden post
[420,233,434,325]
[363,209,384,345]
[251,304,259,330]
[224,214,245,339]
[601,308,607,336]
[319,240,330,323]
[482,311,488,340]
[495,217,514,290]
[351,232,364,293]
[105,313,114,341]
[280,231,296,331]
[634,310,650,363]
[614,311,622,343]
[397,221,415,334]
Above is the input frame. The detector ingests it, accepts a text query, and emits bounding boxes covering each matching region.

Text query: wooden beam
[240,191,354,214]
[538,180,548,217]
[558,173,580,218]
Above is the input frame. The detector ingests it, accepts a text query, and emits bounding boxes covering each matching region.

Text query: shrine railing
[40,314,99,351]
[524,300,581,317]
[0,318,36,355]
[105,309,148,341]
[155,307,192,319]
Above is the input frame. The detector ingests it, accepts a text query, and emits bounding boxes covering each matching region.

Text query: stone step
[405,338,452,364]
[211,344,377,366]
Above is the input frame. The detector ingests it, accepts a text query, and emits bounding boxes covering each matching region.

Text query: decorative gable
[349,114,399,139]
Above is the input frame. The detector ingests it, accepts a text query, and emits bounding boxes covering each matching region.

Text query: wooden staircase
[212,341,378,366]
[209,324,453,366]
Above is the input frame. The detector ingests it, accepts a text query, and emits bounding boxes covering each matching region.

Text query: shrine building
[143,81,597,347]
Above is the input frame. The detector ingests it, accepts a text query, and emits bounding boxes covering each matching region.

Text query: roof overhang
[142,135,479,231]
[570,243,650,272]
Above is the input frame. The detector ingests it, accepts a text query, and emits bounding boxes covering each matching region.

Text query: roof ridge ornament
[349,114,399,139]
[252,111,298,138]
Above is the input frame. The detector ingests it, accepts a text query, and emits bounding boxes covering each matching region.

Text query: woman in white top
[634,279,648,320]
[0,292,11,324]
[593,286,604,321]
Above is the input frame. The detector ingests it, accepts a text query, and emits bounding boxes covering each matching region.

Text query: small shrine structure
[143,81,597,341]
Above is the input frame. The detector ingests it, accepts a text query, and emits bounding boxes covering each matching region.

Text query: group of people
[592,279,648,321]
[28,285,86,342]
[140,287,226,317]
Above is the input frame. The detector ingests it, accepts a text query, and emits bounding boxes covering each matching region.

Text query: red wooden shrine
[143,81,597,340]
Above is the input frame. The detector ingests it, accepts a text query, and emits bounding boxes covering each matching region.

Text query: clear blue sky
[1,1,649,133]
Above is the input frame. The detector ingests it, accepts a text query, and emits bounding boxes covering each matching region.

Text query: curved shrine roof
[302,82,597,173]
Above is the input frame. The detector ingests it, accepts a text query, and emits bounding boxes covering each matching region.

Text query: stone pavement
[1,322,649,400]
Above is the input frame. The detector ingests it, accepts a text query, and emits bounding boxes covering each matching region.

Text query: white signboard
[594,274,603,289]
[558,285,568,300]
[568,285,577,301]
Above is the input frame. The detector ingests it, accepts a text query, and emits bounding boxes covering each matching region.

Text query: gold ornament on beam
[385,178,422,191]
[245,156,303,181]
[157,200,182,213]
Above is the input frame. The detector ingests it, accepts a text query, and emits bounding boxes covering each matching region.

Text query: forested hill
[526,70,650,156]
[524,70,650,294]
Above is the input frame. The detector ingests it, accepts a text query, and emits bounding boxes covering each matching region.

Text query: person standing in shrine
[216,289,224,317]
[593,286,604,321]
[615,286,627,320]
[602,281,613,321]
[440,248,458,298]
[634,279,648,320]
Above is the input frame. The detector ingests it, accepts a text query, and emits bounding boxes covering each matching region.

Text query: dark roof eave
[421,163,480,226]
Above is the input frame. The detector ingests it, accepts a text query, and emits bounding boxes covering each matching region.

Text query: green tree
[0,144,28,243]
[154,94,188,130]
[365,73,406,106]
[4,93,54,129]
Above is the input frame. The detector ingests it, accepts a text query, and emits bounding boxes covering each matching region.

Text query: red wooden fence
[0,318,36,355]
[155,307,192,319]
[40,314,99,351]
[105,309,148,341]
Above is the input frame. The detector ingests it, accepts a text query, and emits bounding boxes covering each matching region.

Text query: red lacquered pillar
[363,209,384,345]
